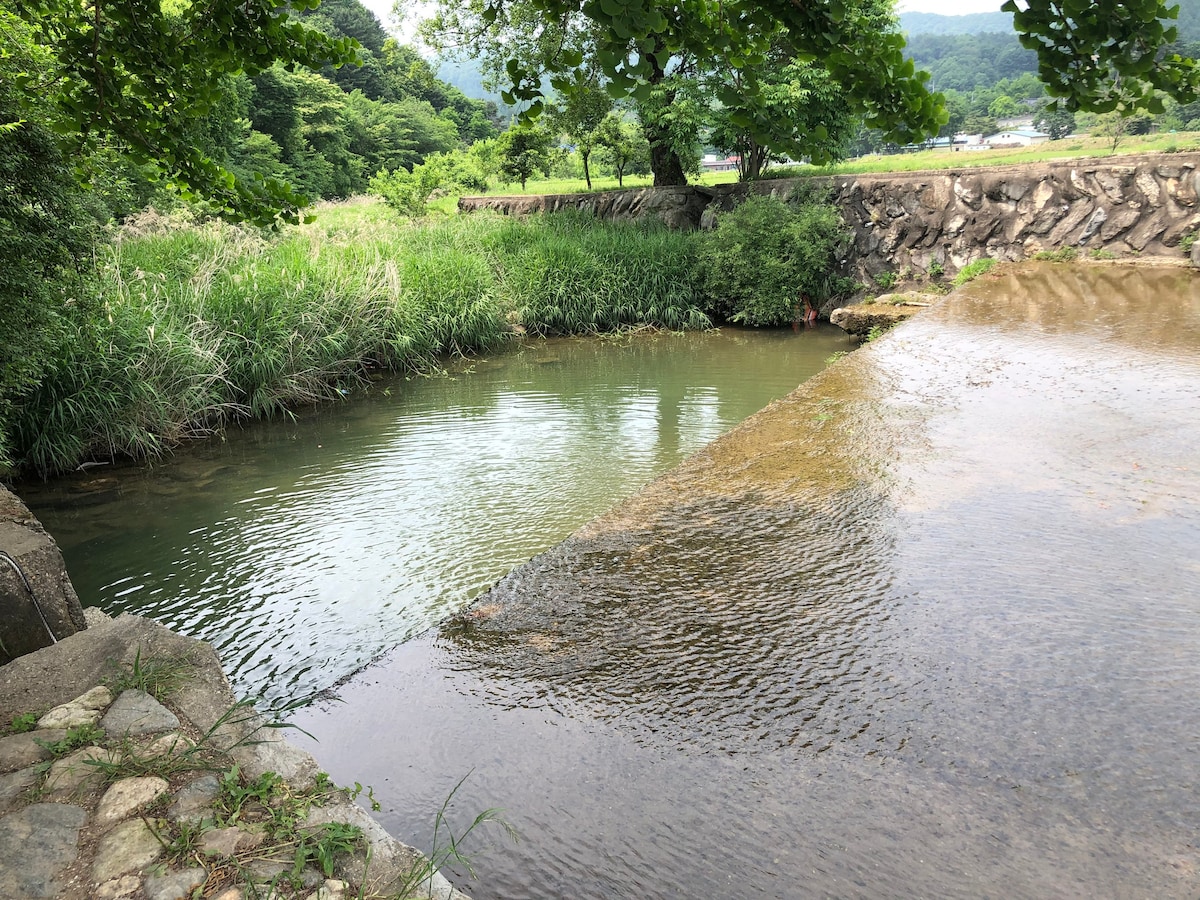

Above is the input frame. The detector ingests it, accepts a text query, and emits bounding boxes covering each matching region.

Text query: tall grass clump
[10,211,511,476]
[494,210,711,334]
[699,191,852,327]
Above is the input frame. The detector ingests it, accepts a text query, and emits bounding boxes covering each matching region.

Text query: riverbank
[0,612,469,900]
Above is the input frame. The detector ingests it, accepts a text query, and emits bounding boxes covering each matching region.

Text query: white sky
[897,0,1004,13]
[359,0,1009,42]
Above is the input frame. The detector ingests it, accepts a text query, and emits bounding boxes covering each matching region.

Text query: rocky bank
[0,611,469,900]
[459,152,1200,284]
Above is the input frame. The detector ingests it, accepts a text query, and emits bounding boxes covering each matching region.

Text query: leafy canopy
[10,0,358,225]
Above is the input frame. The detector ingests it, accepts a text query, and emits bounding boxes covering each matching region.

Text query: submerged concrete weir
[459,152,1200,284]
[298,261,1200,898]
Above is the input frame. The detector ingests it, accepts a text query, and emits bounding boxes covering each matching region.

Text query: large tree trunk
[645,41,688,187]
[649,139,687,186]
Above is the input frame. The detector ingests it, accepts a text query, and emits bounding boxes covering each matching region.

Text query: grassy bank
[9,204,718,477]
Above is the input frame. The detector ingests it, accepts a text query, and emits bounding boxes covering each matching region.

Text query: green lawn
[472,131,1200,198]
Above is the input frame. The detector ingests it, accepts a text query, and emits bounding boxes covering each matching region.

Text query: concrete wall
[0,486,86,664]
[459,152,1200,280]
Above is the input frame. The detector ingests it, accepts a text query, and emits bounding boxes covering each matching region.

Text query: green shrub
[1032,246,1078,262]
[952,257,998,286]
[874,270,897,290]
[700,194,850,326]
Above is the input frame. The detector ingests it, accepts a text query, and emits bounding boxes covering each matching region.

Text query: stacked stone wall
[458,152,1200,279]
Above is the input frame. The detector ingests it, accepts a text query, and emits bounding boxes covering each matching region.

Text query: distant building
[953,133,986,151]
[985,129,1050,148]
[701,154,740,173]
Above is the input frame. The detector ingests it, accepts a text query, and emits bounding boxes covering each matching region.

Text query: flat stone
[200,825,263,857]
[37,685,113,729]
[43,744,116,799]
[96,776,170,826]
[141,731,193,759]
[0,802,87,898]
[92,818,165,882]
[0,765,41,814]
[101,690,179,737]
[95,874,141,898]
[167,774,220,824]
[143,867,207,900]
[0,729,65,773]
[211,888,244,900]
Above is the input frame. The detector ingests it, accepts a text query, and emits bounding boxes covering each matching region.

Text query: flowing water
[282,264,1200,898]
[21,325,848,706]
[22,265,1200,898]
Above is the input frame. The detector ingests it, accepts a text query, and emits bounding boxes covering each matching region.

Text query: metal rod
[0,550,58,644]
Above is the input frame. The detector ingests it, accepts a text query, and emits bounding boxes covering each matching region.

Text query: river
[287,264,1200,898]
[23,264,1200,897]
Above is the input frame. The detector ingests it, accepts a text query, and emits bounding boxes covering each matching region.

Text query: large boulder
[0,486,86,665]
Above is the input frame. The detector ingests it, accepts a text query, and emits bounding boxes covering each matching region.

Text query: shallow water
[290,264,1200,898]
[22,326,848,706]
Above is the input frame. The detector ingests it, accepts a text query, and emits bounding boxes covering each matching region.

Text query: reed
[10,202,714,476]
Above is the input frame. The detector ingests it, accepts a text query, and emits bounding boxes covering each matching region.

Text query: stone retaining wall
[458,152,1200,280]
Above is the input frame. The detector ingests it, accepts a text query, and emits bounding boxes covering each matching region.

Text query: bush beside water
[7,195,852,478]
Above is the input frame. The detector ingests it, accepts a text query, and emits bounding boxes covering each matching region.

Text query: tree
[498,122,554,189]
[595,114,650,186]
[11,0,358,225]
[1005,0,1200,115]
[709,55,857,179]
[546,70,613,189]
[988,95,1021,119]
[413,0,946,186]
[1034,104,1077,140]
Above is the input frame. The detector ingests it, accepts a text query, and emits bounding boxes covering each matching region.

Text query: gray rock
[305,802,468,900]
[0,766,41,815]
[168,774,221,824]
[92,818,165,882]
[0,487,87,666]
[0,729,65,773]
[143,868,207,900]
[101,689,180,737]
[231,733,320,793]
[96,776,170,826]
[0,802,87,898]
